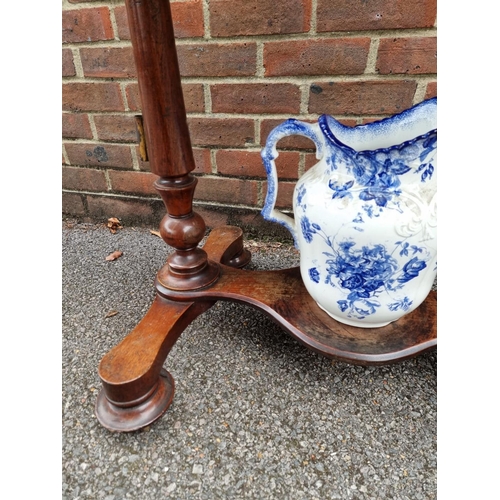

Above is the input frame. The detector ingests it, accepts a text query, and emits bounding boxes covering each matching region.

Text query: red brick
[192,148,212,174]
[260,120,317,150]
[216,149,299,180]
[113,6,130,40]
[308,80,417,116]
[341,119,359,127]
[182,84,205,113]
[114,1,204,40]
[80,47,136,78]
[305,152,319,171]
[65,142,133,169]
[195,176,259,206]
[94,115,139,143]
[425,81,437,99]
[62,192,86,216]
[62,166,108,191]
[125,84,141,112]
[193,206,230,230]
[211,84,301,114]
[137,146,211,174]
[178,43,257,77]
[317,0,436,32]
[376,37,437,75]
[274,153,301,181]
[62,8,114,43]
[108,170,159,196]
[361,117,386,125]
[171,0,205,38]
[210,0,311,37]
[62,49,76,77]
[125,83,204,113]
[187,118,255,147]
[264,38,370,77]
[62,113,93,140]
[86,195,155,221]
[63,83,124,112]
[263,181,295,210]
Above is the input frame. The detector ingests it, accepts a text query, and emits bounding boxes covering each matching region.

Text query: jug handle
[261,119,324,245]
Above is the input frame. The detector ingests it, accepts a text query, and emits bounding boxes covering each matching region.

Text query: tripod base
[96,227,436,432]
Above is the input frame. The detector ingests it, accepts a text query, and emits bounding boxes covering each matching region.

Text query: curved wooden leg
[96,297,213,432]
[96,226,250,432]
[203,226,251,268]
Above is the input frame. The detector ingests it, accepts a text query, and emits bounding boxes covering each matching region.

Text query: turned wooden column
[126,0,219,290]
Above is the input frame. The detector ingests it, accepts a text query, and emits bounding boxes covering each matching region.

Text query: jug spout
[319,97,436,152]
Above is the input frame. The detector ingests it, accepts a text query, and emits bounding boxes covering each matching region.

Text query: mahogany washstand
[95,0,437,432]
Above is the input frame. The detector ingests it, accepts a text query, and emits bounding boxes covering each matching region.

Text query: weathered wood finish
[96,0,437,432]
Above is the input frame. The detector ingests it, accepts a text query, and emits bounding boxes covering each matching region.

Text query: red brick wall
[62,0,437,226]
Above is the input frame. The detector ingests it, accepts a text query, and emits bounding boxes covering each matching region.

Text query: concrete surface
[62,220,437,499]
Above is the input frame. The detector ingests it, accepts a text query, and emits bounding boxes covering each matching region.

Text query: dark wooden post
[125,0,219,290]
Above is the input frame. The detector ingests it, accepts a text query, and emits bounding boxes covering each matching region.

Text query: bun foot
[95,369,175,432]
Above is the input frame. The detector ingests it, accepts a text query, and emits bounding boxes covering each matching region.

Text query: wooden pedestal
[95,0,437,432]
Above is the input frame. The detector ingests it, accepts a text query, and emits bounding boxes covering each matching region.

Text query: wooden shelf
[157,227,437,366]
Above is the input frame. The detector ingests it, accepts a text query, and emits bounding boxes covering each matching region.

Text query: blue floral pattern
[308,267,320,283]
[300,216,321,244]
[305,220,430,321]
[324,133,436,219]
[260,98,437,326]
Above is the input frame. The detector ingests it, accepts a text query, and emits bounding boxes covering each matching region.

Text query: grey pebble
[62,222,437,499]
[192,465,203,475]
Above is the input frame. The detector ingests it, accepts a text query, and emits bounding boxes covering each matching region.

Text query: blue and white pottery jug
[261,98,437,328]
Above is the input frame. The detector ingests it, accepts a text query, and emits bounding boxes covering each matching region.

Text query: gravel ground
[62,221,437,500]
